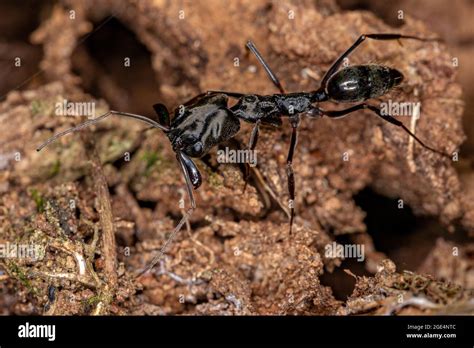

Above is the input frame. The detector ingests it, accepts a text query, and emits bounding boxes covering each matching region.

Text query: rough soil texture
[0,0,473,315]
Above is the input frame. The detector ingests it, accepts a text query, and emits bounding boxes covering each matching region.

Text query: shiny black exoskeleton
[37,33,449,273]
[326,65,404,102]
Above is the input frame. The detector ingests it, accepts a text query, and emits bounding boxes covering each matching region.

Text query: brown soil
[0,0,473,315]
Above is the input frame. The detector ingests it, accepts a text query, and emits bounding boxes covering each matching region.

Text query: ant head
[168,104,240,159]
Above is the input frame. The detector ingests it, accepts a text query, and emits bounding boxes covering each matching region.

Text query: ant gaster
[37,33,450,274]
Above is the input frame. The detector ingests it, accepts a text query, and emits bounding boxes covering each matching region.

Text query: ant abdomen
[326,65,404,103]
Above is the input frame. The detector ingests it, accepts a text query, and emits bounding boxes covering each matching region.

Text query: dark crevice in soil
[0,1,45,98]
[354,188,432,271]
[189,219,211,231]
[0,0,50,41]
[336,0,404,28]
[320,233,372,301]
[354,188,469,272]
[320,259,367,301]
[71,17,159,117]
[136,199,157,211]
[213,232,235,244]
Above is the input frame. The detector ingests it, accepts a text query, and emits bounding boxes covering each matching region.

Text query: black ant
[37,33,450,274]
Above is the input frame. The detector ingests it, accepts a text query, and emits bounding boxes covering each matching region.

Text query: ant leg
[37,110,169,151]
[320,33,440,88]
[320,104,450,158]
[242,40,286,190]
[137,152,196,277]
[243,41,286,189]
[246,40,286,93]
[286,116,300,234]
[243,120,261,193]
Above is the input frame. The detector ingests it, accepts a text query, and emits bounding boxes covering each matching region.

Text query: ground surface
[0,0,473,315]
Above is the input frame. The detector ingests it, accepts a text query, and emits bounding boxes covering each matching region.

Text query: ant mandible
[37,33,449,274]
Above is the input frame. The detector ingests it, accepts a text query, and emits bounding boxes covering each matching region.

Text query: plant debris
[0,0,472,315]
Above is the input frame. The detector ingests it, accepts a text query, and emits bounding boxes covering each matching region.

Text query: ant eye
[192,142,203,154]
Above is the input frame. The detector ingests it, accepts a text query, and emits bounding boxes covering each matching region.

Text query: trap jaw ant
[37,33,451,274]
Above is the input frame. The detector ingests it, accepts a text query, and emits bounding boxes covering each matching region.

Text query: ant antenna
[36,110,169,152]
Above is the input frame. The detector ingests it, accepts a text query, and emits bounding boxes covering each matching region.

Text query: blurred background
[0,0,473,314]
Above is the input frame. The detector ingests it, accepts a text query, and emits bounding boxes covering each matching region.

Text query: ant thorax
[231,95,282,126]
[273,92,314,116]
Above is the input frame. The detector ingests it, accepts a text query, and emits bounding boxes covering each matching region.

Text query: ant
[37,33,450,274]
